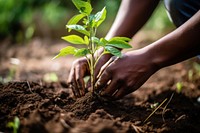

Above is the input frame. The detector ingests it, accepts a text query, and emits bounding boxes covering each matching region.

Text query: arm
[148,10,200,69]
[106,0,159,39]
[96,10,200,100]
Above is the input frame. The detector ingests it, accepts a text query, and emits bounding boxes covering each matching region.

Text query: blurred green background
[0,0,174,42]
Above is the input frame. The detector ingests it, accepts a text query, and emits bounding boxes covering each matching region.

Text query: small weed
[150,102,159,109]
[7,117,20,133]
[144,98,167,123]
[176,82,183,93]
[188,62,200,81]
[144,93,174,123]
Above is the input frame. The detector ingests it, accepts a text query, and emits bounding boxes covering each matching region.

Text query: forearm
[106,0,159,39]
[145,10,200,69]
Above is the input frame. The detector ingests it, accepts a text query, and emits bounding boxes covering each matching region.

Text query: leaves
[107,40,132,49]
[109,37,131,42]
[75,48,90,57]
[72,0,92,15]
[87,7,107,28]
[84,36,89,45]
[67,13,86,25]
[107,37,132,49]
[66,24,90,36]
[93,7,106,27]
[105,46,122,57]
[91,37,100,44]
[7,117,20,133]
[52,46,76,59]
[52,46,90,59]
[95,38,108,47]
[62,35,88,45]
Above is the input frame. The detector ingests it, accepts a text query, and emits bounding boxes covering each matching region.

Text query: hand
[68,53,112,98]
[68,57,89,98]
[95,49,158,100]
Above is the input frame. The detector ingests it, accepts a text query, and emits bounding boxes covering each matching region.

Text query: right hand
[68,54,112,98]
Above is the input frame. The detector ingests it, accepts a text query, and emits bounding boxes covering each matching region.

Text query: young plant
[7,117,20,133]
[53,0,132,94]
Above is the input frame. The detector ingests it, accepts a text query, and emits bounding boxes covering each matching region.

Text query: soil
[0,39,200,133]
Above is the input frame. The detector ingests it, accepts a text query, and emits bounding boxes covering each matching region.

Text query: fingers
[101,80,121,97]
[97,56,117,79]
[95,57,116,91]
[68,67,81,98]
[112,87,130,100]
[95,70,111,92]
[68,59,88,98]
[75,65,86,96]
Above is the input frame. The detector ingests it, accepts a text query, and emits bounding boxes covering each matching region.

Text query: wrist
[140,46,162,71]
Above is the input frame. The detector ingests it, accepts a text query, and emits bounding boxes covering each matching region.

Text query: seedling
[53,0,132,94]
[188,62,200,81]
[7,117,20,133]
[176,82,183,93]
[150,102,159,109]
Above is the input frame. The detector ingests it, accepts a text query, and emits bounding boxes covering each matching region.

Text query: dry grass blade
[144,98,168,123]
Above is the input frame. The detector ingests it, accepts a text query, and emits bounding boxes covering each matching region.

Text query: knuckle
[104,67,112,75]
[72,58,84,66]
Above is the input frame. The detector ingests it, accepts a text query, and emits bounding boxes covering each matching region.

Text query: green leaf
[107,40,132,49]
[99,38,108,46]
[105,46,122,57]
[176,82,183,93]
[62,35,87,45]
[66,25,90,36]
[88,14,95,27]
[75,48,90,57]
[14,117,20,129]
[6,117,20,133]
[72,0,92,15]
[52,46,76,59]
[7,122,14,128]
[94,7,106,27]
[109,37,131,42]
[67,14,86,25]
[84,36,89,45]
[91,37,100,44]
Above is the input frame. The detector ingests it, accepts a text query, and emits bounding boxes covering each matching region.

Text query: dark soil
[1,76,200,133]
[0,39,200,133]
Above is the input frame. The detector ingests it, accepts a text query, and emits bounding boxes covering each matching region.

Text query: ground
[0,34,200,133]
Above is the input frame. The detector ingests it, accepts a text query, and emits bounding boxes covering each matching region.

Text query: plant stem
[89,27,97,93]
[94,50,106,68]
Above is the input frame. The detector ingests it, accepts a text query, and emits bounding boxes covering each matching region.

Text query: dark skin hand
[95,50,158,99]
[96,10,200,100]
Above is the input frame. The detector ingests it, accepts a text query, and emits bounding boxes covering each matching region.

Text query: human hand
[68,54,112,98]
[95,49,158,100]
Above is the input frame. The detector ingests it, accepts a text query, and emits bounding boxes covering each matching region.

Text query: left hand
[95,49,158,100]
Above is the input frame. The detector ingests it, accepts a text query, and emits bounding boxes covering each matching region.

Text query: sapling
[53,0,132,95]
